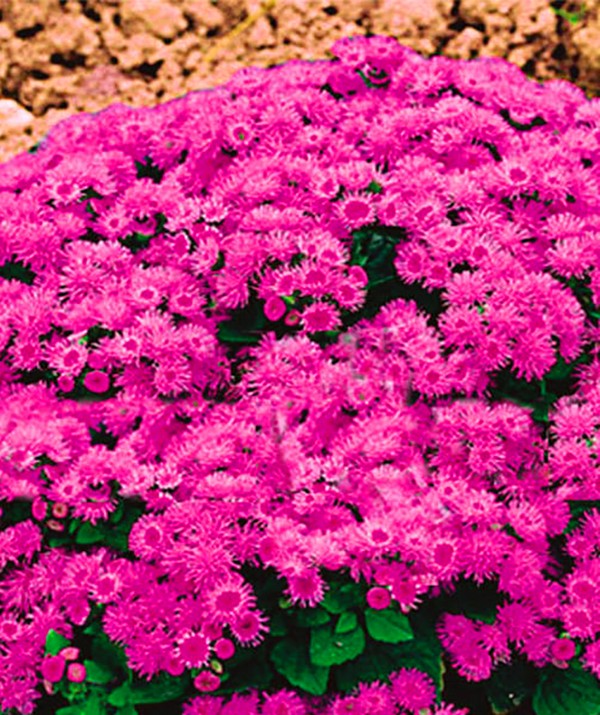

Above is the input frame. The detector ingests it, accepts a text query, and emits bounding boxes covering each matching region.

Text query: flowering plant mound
[1,33,600,715]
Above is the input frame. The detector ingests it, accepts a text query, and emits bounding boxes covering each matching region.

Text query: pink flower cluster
[0,32,599,713]
[183,673,468,715]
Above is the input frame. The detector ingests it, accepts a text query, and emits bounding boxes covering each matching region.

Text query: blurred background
[0,0,598,162]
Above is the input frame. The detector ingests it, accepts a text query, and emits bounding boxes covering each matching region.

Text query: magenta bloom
[52,502,69,519]
[264,296,287,322]
[348,264,369,287]
[59,647,80,661]
[367,587,392,611]
[193,670,221,692]
[83,370,110,393]
[41,655,66,683]
[67,662,86,683]
[390,668,436,713]
[284,310,301,326]
[214,638,235,660]
[178,632,210,669]
[550,638,576,662]
[57,374,75,392]
[31,497,47,521]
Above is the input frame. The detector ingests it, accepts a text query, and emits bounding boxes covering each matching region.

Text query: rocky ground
[0,0,598,163]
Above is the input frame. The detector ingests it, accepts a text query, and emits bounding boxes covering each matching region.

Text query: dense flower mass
[1,33,600,714]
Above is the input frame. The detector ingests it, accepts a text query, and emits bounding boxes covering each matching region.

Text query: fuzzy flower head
[389,668,436,713]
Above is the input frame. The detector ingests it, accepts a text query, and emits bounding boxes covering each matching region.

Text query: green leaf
[56,708,83,715]
[116,706,137,715]
[268,611,289,637]
[533,665,600,715]
[295,608,331,628]
[366,180,383,194]
[45,629,70,656]
[321,582,363,614]
[76,521,104,544]
[545,357,574,381]
[110,501,125,525]
[84,660,115,685]
[365,607,414,643]
[310,623,366,667]
[217,322,261,345]
[270,638,330,696]
[68,518,81,535]
[130,672,188,704]
[91,633,129,674]
[335,612,358,634]
[83,693,106,715]
[335,608,443,694]
[215,647,273,695]
[108,683,132,707]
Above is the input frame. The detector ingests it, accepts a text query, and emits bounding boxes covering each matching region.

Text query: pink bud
[46,519,65,532]
[551,638,576,662]
[214,638,235,660]
[348,265,369,286]
[67,662,86,683]
[59,647,80,662]
[83,370,110,394]
[194,670,221,692]
[87,352,104,369]
[52,502,69,519]
[165,655,185,677]
[32,497,47,521]
[57,375,75,393]
[67,598,90,626]
[284,310,301,327]
[366,586,392,611]
[264,296,286,322]
[41,655,66,683]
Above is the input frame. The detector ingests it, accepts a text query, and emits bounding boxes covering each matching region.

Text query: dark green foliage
[347,225,444,327]
[532,665,600,715]
[0,258,36,284]
[134,156,164,183]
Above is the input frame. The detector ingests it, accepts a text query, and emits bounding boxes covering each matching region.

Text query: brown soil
[0,0,598,163]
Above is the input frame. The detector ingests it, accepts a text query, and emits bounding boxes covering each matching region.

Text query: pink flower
[41,655,66,683]
[261,690,306,715]
[347,264,369,287]
[366,587,392,610]
[389,668,436,713]
[31,498,47,521]
[59,647,80,661]
[301,302,341,333]
[193,670,221,693]
[264,296,287,322]
[284,310,301,327]
[286,569,325,607]
[230,610,269,646]
[165,654,186,677]
[337,194,376,229]
[183,696,224,715]
[83,370,110,394]
[67,662,86,683]
[52,503,68,519]
[178,632,211,669]
[583,639,600,678]
[214,638,235,660]
[57,374,75,392]
[550,637,576,662]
